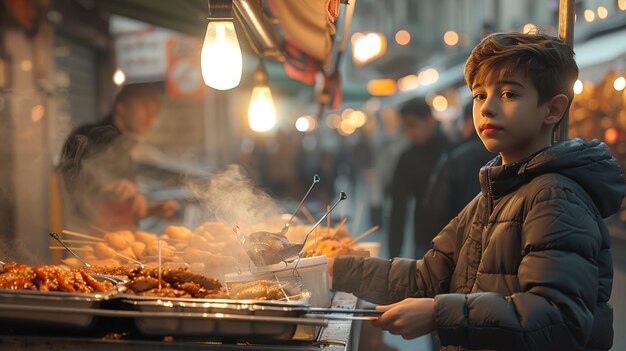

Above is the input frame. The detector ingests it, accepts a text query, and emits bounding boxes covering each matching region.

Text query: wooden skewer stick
[347,225,380,246]
[113,251,144,266]
[157,240,163,291]
[334,217,348,234]
[49,246,93,252]
[301,206,316,224]
[90,225,108,235]
[60,239,100,244]
[61,230,104,242]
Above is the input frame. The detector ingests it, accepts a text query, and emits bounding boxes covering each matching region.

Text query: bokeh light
[432,95,448,112]
[443,31,459,46]
[395,30,411,45]
[614,77,626,91]
[584,9,595,22]
[398,74,419,91]
[573,80,583,94]
[605,127,619,144]
[522,23,538,33]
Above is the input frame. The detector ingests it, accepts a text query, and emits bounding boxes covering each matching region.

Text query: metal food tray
[0,289,116,330]
[118,294,326,340]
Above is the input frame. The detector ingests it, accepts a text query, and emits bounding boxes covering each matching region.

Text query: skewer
[90,225,108,235]
[334,217,348,234]
[157,240,163,291]
[59,239,100,245]
[301,206,316,224]
[49,246,93,252]
[49,232,93,268]
[347,225,380,246]
[113,251,145,266]
[61,230,104,242]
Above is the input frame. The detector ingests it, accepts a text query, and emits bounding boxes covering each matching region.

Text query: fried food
[228,280,285,300]
[0,262,114,293]
[165,225,193,240]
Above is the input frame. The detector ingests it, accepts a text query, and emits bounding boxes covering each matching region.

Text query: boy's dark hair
[399,97,432,120]
[464,32,579,107]
[114,83,161,107]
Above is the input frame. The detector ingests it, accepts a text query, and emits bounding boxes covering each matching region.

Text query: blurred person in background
[58,83,178,232]
[421,103,495,244]
[388,97,452,258]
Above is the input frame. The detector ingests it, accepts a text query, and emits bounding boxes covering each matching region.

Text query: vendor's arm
[332,211,464,305]
[434,183,605,350]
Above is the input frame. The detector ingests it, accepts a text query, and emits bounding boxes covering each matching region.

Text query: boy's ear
[544,94,569,125]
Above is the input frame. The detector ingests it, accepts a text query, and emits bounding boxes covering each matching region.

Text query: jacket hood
[481,138,625,218]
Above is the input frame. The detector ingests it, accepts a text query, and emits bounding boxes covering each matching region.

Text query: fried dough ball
[94,242,117,259]
[144,243,176,258]
[183,248,213,263]
[104,231,131,250]
[119,247,137,260]
[194,221,230,240]
[130,241,146,258]
[165,226,193,240]
[134,230,158,244]
[118,230,135,243]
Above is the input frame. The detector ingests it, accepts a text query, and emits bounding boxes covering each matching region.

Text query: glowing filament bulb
[201,21,242,90]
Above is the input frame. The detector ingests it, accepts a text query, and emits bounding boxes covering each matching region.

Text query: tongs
[280,174,320,235]
[235,191,347,266]
[50,232,91,267]
[276,191,347,260]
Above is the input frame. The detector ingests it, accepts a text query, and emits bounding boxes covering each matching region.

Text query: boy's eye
[473,93,486,101]
[501,91,517,99]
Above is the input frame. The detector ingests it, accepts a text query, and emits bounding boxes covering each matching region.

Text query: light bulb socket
[208,0,233,19]
[253,62,269,86]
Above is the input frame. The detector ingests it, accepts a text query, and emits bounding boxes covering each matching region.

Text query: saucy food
[0,261,114,293]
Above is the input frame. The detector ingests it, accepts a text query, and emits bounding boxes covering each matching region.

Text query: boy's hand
[372,298,435,340]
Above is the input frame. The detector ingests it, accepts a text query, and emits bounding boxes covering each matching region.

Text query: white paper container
[224,255,331,307]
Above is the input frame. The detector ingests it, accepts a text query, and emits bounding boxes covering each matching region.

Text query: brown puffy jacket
[333,139,625,351]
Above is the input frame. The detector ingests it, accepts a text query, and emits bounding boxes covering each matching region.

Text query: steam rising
[189,165,281,229]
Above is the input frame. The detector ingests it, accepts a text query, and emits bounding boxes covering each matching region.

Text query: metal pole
[554,0,575,143]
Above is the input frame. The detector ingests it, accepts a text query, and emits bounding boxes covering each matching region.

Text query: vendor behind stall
[58,83,177,232]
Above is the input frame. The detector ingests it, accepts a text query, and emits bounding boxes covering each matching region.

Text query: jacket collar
[479,153,537,198]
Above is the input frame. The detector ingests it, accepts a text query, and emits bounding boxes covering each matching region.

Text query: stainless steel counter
[0,292,362,351]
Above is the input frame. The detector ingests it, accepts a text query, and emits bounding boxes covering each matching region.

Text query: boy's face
[471,71,553,164]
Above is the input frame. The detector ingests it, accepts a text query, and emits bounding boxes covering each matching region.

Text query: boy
[330,32,625,350]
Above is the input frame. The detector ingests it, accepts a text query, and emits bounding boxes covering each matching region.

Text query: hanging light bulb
[248,61,276,133]
[201,0,242,90]
[112,67,126,86]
